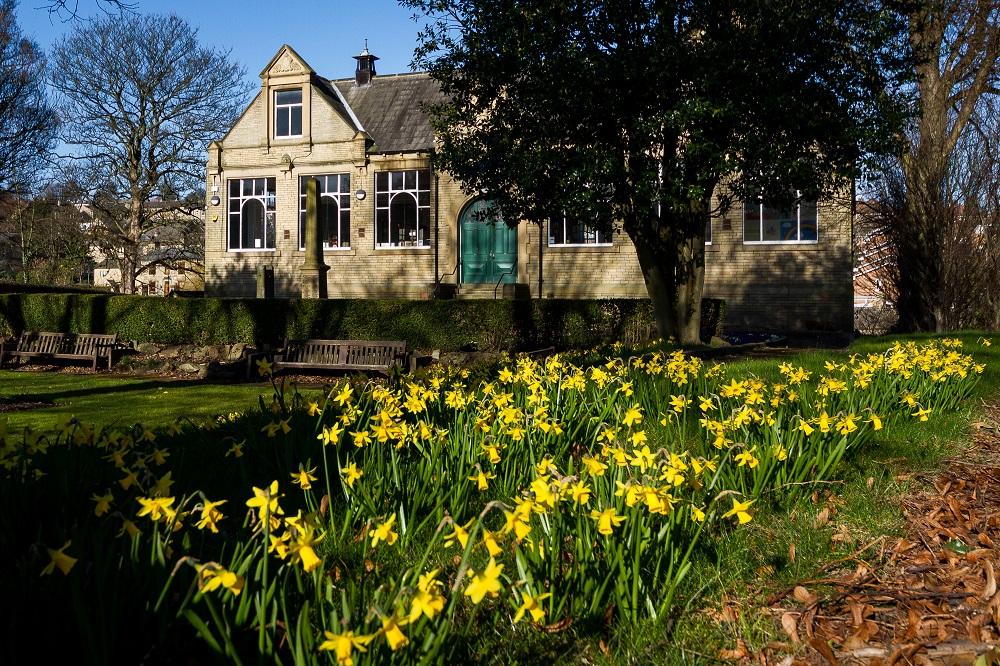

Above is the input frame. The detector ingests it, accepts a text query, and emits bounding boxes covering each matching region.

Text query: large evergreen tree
[404,0,913,342]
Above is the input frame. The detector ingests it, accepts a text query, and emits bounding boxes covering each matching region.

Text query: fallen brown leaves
[718,404,1000,665]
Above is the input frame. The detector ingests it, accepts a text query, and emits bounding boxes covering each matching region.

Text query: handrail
[435,260,461,297]
[493,266,515,299]
[437,260,460,284]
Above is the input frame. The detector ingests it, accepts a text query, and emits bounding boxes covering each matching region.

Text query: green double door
[460,200,517,284]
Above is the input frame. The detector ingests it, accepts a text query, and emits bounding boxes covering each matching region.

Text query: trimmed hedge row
[0,294,725,351]
[0,281,110,295]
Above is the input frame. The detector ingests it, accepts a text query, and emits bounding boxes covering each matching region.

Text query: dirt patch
[736,404,1000,664]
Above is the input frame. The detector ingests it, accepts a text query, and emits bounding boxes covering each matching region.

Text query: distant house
[84,202,205,295]
[204,44,854,332]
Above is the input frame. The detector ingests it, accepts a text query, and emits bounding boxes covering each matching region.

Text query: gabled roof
[331,72,445,153]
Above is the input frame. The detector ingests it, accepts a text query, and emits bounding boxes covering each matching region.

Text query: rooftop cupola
[353,41,379,86]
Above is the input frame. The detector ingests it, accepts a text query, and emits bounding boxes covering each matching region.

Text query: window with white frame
[299,174,351,249]
[274,89,302,138]
[375,169,431,247]
[743,191,818,243]
[228,177,277,250]
[548,216,611,246]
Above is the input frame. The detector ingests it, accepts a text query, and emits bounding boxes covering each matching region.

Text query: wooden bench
[0,332,122,371]
[250,338,412,378]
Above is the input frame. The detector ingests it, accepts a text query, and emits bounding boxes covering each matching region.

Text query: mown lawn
[0,372,301,432]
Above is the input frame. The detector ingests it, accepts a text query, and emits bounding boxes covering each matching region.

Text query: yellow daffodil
[464,557,504,604]
[198,564,244,596]
[445,519,473,549]
[195,499,227,533]
[41,540,77,576]
[136,496,177,523]
[317,423,344,446]
[622,405,643,428]
[369,514,398,547]
[91,492,113,517]
[722,498,754,524]
[318,630,374,666]
[291,466,318,490]
[514,591,551,623]
[589,507,626,535]
[380,613,409,651]
[581,454,608,476]
[341,462,363,489]
[468,469,495,491]
[246,481,284,528]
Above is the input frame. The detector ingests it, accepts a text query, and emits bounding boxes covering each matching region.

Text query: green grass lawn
[0,372,299,432]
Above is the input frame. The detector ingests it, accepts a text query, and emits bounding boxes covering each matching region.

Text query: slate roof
[329,72,445,153]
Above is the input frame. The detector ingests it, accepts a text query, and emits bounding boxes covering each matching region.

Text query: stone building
[204,44,854,332]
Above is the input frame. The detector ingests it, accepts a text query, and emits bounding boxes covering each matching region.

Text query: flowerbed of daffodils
[0,339,985,664]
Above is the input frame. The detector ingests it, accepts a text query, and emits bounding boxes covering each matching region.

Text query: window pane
[418,208,430,245]
[376,193,389,208]
[340,174,350,192]
[276,109,289,137]
[390,194,417,245]
[243,199,263,248]
[419,191,430,207]
[761,204,787,241]
[376,208,389,245]
[229,180,239,197]
[404,170,416,190]
[391,172,404,190]
[290,107,302,135]
[376,172,388,191]
[800,202,818,240]
[229,213,240,249]
[550,218,564,245]
[243,180,253,196]
[705,217,712,243]
[265,212,276,248]
[341,210,350,245]
[320,197,338,245]
[743,202,761,242]
[418,169,430,187]
[276,89,301,105]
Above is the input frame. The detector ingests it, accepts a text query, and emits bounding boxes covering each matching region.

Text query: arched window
[298,174,351,248]
[375,169,431,247]
[227,177,277,250]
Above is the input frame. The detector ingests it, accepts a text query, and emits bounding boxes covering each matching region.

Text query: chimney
[353,41,379,86]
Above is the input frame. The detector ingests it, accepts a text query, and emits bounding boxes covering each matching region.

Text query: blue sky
[17,0,428,82]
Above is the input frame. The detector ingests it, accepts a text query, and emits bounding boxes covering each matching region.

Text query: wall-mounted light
[210,195,221,206]
[355,189,367,200]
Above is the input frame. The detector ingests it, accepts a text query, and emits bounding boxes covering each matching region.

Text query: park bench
[0,331,123,371]
[249,338,413,378]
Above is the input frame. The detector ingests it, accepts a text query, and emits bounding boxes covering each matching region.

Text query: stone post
[300,177,329,298]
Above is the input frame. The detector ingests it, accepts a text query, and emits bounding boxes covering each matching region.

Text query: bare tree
[0,0,58,193]
[50,12,251,293]
[868,1,1000,332]
[0,186,91,284]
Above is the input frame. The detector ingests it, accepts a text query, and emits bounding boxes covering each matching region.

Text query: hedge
[0,294,725,352]
[0,281,111,295]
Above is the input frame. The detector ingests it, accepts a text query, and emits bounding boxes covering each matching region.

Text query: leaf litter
[717,403,1000,665]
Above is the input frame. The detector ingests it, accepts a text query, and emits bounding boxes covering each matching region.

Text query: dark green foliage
[0,281,110,295]
[0,294,689,351]
[404,0,913,341]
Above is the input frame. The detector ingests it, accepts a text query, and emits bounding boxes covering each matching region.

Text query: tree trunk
[628,202,707,345]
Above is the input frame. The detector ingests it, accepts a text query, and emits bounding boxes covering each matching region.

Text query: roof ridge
[328,71,430,83]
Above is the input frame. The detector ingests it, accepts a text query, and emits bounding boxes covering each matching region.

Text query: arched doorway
[460,199,517,285]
